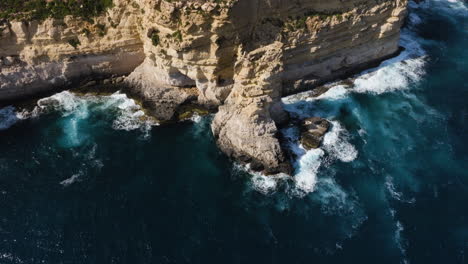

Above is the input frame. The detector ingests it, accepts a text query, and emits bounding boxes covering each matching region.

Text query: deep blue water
[0,1,467,263]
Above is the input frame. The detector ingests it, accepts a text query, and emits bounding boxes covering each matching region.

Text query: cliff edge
[0,0,408,174]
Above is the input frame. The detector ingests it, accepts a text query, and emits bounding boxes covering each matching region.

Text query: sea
[0,0,467,263]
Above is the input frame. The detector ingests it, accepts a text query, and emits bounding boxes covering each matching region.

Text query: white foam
[113,93,138,110]
[245,118,358,197]
[63,116,84,147]
[293,148,325,195]
[37,91,80,114]
[351,30,426,95]
[317,85,349,100]
[282,84,349,105]
[237,163,288,195]
[395,220,407,256]
[246,117,358,197]
[385,176,417,204]
[313,177,349,211]
[279,126,324,196]
[60,173,82,186]
[272,10,430,197]
[106,93,159,133]
[251,174,281,195]
[0,253,23,263]
[282,126,304,157]
[388,202,409,261]
[35,91,159,134]
[1,91,159,146]
[113,110,148,131]
[190,113,203,123]
[15,107,40,120]
[281,43,428,193]
[323,122,358,163]
[283,27,427,104]
[385,176,404,201]
[190,114,214,140]
[308,176,368,243]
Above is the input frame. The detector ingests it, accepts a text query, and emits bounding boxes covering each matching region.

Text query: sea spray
[323,122,358,163]
[292,148,325,195]
[248,0,431,197]
[0,91,159,136]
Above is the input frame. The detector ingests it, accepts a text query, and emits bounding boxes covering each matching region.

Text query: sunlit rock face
[0,0,408,173]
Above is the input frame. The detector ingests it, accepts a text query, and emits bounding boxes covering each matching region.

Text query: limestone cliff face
[0,0,408,174]
[212,42,291,174]
[0,0,145,100]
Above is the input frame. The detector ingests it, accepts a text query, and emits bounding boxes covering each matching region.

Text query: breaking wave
[0,91,159,137]
[269,121,358,197]
[292,148,325,194]
[250,1,432,198]
[322,122,358,163]
[352,31,426,95]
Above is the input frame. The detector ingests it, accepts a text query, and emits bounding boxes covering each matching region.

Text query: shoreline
[0,45,405,120]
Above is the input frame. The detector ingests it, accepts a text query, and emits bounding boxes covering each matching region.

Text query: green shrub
[147,29,160,46]
[82,28,91,37]
[96,23,106,36]
[67,38,80,49]
[172,30,182,42]
[151,33,159,46]
[0,0,114,21]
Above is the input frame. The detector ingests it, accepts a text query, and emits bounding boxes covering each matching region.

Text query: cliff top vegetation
[0,0,113,21]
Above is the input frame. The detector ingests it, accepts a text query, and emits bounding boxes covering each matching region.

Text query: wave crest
[1,91,159,136]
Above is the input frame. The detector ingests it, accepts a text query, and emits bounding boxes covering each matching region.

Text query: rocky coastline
[0,0,409,175]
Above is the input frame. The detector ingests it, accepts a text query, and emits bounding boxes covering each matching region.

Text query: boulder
[125,61,198,121]
[300,117,331,150]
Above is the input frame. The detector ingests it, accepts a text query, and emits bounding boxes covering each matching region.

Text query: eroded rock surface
[0,0,409,174]
[0,4,145,100]
[212,42,291,174]
[300,117,331,150]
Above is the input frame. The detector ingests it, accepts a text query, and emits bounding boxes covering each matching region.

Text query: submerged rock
[300,117,331,150]
[176,104,210,121]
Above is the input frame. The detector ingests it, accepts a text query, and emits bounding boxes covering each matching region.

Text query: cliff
[0,0,408,174]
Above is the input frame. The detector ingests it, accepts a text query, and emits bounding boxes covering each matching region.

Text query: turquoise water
[0,1,467,263]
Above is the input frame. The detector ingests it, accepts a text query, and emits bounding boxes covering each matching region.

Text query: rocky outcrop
[0,0,409,174]
[125,57,198,121]
[212,42,291,174]
[210,0,408,173]
[300,117,331,150]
